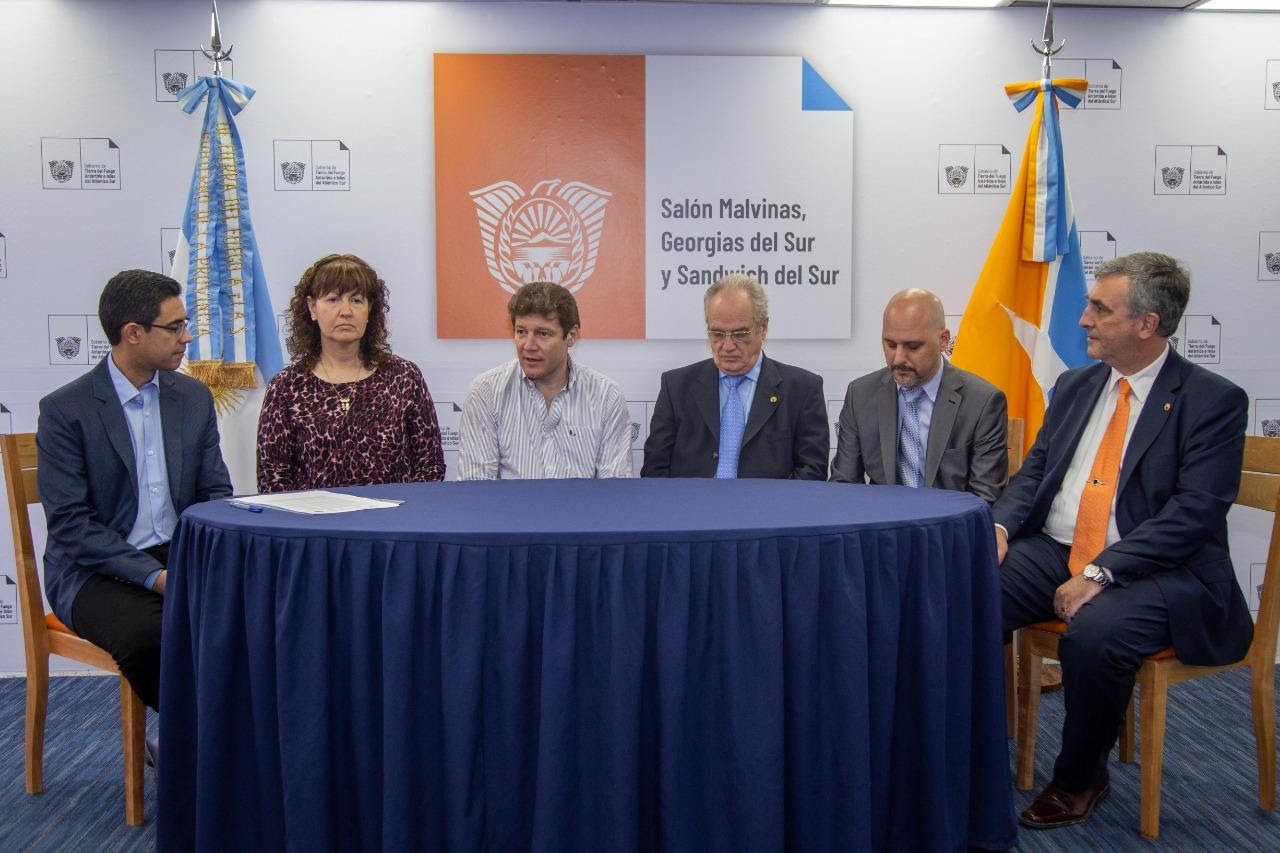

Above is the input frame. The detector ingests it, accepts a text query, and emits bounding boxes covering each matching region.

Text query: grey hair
[1094,251,1189,338]
[704,274,769,326]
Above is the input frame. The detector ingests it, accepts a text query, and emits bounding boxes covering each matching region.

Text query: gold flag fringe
[184,359,258,415]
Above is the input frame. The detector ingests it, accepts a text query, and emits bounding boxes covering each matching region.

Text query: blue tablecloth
[158,479,1015,851]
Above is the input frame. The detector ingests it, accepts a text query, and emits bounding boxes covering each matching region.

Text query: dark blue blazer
[993,349,1252,666]
[36,357,231,630]
[640,354,828,480]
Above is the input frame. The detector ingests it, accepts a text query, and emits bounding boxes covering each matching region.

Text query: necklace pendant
[339,397,351,413]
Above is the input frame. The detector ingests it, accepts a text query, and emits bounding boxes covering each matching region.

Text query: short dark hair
[1094,251,1190,338]
[507,282,580,333]
[99,269,181,345]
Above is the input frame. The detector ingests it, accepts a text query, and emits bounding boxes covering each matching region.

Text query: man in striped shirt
[456,282,633,480]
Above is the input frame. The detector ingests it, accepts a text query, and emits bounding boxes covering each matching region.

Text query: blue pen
[228,500,264,513]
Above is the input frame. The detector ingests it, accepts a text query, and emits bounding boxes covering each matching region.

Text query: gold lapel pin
[770,395,778,404]
[1163,402,1172,412]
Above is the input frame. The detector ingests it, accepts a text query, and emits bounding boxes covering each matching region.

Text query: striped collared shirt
[456,358,633,480]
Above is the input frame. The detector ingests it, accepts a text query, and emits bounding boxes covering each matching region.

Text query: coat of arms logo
[1266,252,1280,275]
[162,72,189,96]
[1161,166,1185,189]
[944,165,969,188]
[55,336,82,359]
[1263,418,1280,438]
[470,179,611,293]
[1273,82,1280,102]
[280,161,306,184]
[48,160,75,184]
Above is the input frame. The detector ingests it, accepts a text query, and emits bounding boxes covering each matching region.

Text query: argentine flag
[951,78,1094,447]
[172,75,284,492]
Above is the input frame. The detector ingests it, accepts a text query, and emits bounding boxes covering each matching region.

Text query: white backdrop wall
[1,0,1277,673]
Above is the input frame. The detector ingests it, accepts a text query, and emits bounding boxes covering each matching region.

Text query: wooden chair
[1015,435,1280,837]
[1002,418,1026,735]
[1,432,146,825]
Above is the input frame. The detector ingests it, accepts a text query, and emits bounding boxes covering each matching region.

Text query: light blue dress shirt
[894,361,945,449]
[107,356,178,590]
[718,355,763,426]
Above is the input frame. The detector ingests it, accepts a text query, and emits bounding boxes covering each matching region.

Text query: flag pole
[201,0,233,79]
[1031,0,1065,81]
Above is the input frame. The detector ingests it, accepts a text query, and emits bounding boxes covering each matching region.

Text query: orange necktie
[1068,378,1131,575]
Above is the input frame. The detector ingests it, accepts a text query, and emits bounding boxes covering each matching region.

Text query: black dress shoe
[1018,772,1109,829]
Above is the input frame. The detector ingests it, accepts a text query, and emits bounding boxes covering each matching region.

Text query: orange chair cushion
[1026,619,1176,660]
[45,613,74,635]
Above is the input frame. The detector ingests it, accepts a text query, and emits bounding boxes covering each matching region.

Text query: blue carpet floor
[1,670,1276,851]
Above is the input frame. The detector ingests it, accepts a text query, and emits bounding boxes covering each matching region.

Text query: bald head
[884,289,946,330]
[881,289,951,388]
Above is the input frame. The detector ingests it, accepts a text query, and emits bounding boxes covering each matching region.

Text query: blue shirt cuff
[144,568,162,591]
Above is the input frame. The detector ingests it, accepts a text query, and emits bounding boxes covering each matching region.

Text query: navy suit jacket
[640,354,828,480]
[37,357,232,630]
[993,349,1252,666]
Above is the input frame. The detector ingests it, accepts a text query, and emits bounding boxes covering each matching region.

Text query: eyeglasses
[144,319,190,336]
[706,328,755,344]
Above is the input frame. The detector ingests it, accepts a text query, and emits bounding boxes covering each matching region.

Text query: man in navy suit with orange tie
[995,252,1252,828]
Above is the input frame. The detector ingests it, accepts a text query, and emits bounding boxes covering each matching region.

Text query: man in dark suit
[641,273,827,480]
[830,289,1007,501]
[38,270,232,715]
[996,252,1252,828]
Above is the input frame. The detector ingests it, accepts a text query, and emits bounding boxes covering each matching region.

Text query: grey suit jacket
[829,361,1008,503]
[640,354,828,480]
[37,357,231,630]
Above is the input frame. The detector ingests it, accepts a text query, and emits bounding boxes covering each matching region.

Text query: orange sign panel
[435,54,645,338]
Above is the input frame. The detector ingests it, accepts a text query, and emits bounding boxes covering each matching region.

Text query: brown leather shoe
[1018,773,1110,829]
[1040,664,1063,693]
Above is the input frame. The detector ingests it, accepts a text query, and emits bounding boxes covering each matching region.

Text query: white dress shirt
[1042,345,1171,550]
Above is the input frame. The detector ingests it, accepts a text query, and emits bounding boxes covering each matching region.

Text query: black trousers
[1001,533,1171,792]
[70,543,167,711]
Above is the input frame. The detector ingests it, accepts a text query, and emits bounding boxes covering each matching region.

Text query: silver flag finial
[200,0,234,78]
[1030,0,1065,80]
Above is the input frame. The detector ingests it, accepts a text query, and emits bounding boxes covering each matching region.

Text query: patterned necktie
[1068,378,1132,575]
[716,374,747,479]
[898,386,925,488]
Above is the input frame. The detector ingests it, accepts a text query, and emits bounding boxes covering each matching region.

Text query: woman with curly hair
[256,253,445,492]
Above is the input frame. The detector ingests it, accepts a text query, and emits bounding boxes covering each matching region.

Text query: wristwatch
[1083,563,1112,589]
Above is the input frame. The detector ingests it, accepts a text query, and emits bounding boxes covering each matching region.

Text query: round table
[158,478,1015,852]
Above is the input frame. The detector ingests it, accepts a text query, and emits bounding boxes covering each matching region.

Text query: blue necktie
[898,386,925,488]
[716,375,747,479]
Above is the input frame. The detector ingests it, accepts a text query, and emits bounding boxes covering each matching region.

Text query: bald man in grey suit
[830,289,1008,502]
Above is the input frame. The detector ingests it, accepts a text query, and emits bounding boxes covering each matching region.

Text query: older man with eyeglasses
[641,273,828,480]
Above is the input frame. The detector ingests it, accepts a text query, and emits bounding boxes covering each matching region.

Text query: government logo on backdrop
[1269,61,1280,110]
[48,315,109,364]
[55,336,81,359]
[41,138,120,190]
[163,72,189,95]
[273,140,349,191]
[1261,232,1280,280]
[938,144,1011,195]
[1155,145,1226,195]
[471,179,612,294]
[48,160,74,183]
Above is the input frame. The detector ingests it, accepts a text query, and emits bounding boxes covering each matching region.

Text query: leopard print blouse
[256,354,446,492]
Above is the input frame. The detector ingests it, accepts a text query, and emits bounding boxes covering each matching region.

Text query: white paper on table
[226,491,403,514]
